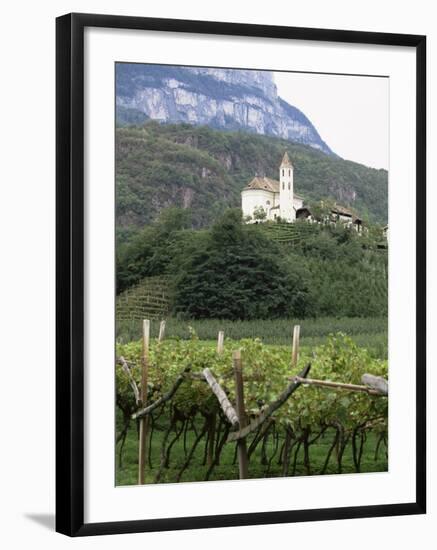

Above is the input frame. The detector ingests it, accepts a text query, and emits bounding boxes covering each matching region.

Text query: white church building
[241,152,303,223]
[241,151,363,230]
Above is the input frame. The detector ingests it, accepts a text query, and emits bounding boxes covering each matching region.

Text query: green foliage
[116,333,388,483]
[172,209,313,320]
[117,333,387,431]
[293,225,387,317]
[253,205,267,221]
[117,208,388,319]
[116,316,388,359]
[116,122,388,238]
[116,207,196,292]
[282,334,388,434]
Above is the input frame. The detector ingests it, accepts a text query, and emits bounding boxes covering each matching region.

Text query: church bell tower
[279,152,295,222]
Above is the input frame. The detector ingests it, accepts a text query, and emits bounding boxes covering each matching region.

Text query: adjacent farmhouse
[241,152,362,231]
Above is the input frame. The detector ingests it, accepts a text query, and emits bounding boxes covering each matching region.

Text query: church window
[282,169,284,176]
[289,169,291,176]
[282,182,285,190]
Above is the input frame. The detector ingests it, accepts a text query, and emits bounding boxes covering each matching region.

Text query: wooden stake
[293,375,387,396]
[233,350,249,479]
[158,320,166,342]
[203,368,239,427]
[228,363,311,443]
[138,319,150,484]
[291,325,300,368]
[217,330,224,354]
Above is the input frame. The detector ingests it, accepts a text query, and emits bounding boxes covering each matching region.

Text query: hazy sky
[274,71,389,170]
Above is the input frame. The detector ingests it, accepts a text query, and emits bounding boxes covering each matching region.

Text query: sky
[274,71,389,170]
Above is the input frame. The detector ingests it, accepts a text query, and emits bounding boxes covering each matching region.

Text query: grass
[117,316,388,359]
[116,413,388,486]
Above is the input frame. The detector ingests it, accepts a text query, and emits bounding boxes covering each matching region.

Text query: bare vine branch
[132,366,191,420]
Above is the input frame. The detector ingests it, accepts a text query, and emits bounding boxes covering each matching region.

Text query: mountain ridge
[116,64,333,155]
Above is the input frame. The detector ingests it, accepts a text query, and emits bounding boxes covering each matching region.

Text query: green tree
[116,207,192,292]
[173,210,313,319]
[253,206,267,221]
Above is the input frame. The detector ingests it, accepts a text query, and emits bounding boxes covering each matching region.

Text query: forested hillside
[117,208,388,320]
[116,122,388,240]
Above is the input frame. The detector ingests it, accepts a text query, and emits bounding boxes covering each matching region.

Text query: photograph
[0,1,430,545]
[114,63,389,486]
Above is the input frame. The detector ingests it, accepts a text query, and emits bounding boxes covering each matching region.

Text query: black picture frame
[56,12,426,537]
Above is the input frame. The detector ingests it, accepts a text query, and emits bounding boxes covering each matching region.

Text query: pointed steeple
[280,151,293,167]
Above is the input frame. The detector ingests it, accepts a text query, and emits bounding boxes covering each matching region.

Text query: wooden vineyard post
[203,368,239,427]
[217,330,224,354]
[233,349,249,479]
[138,319,150,484]
[158,320,166,342]
[291,325,300,369]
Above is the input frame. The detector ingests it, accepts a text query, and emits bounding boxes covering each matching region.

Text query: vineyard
[116,325,388,485]
[261,220,319,245]
[116,276,172,321]
[117,315,388,358]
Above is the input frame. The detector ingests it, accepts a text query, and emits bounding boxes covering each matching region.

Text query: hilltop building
[241,152,362,231]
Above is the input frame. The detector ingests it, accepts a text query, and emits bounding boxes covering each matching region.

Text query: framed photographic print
[56,12,426,536]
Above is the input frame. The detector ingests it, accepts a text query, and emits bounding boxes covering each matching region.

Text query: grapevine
[116,332,388,483]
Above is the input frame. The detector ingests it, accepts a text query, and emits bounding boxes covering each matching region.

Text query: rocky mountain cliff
[116,64,333,155]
